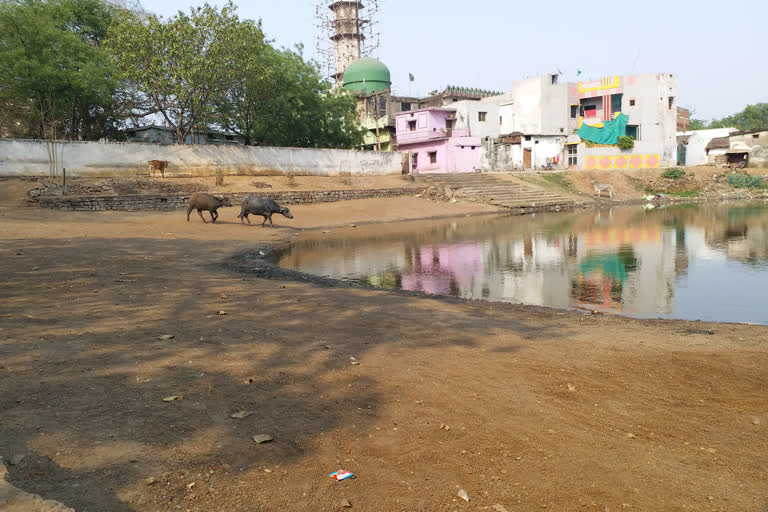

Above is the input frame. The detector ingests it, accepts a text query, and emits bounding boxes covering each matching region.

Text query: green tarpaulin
[580,253,628,282]
[577,113,628,145]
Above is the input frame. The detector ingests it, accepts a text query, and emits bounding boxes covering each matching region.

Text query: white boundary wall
[0,139,406,177]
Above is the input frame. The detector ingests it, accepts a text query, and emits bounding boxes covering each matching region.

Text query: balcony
[397,128,469,145]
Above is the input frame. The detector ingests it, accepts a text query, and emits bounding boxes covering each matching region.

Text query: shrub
[617,136,634,150]
[727,173,767,189]
[662,168,685,179]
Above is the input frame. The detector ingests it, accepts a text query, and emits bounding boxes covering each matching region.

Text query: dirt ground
[1,194,768,512]
[566,166,768,201]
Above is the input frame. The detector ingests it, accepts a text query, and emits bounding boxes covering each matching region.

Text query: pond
[275,202,768,325]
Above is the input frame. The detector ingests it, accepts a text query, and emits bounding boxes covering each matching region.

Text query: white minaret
[329,1,364,87]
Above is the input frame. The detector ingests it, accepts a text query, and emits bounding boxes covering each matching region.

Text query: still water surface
[276,202,768,325]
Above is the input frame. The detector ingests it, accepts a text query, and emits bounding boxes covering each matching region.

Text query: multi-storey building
[434,72,679,171]
[394,108,481,173]
[575,73,678,171]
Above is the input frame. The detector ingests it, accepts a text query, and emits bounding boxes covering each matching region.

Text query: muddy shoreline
[1,189,767,512]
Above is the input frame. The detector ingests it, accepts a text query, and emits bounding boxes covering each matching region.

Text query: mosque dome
[342,57,391,94]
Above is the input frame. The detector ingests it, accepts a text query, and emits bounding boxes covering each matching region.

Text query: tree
[107,1,254,144]
[688,119,708,130]
[0,0,122,179]
[218,43,365,148]
[729,103,768,131]
[704,103,768,131]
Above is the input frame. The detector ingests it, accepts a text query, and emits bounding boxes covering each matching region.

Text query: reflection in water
[276,202,768,325]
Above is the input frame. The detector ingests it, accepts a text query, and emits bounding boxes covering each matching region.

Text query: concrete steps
[417,173,577,212]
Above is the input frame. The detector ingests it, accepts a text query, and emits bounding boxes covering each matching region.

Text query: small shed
[705,136,729,165]
[728,129,768,166]
[725,148,749,167]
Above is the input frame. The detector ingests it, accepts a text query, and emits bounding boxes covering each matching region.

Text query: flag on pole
[409,73,415,82]
[576,69,582,77]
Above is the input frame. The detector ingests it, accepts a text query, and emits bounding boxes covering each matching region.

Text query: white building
[677,127,737,166]
[473,72,679,171]
[576,73,678,170]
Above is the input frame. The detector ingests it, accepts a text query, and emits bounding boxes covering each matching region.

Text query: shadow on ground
[0,237,571,511]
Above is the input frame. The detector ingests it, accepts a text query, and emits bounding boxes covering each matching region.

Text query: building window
[551,74,559,84]
[471,146,476,150]
[570,105,579,119]
[478,112,487,122]
[412,153,418,168]
[408,120,416,132]
[611,94,623,113]
[429,151,437,164]
[524,135,532,141]
[668,96,674,110]
[584,105,597,118]
[567,144,577,166]
[753,134,760,139]
[626,125,640,140]
[629,99,636,106]
[401,102,411,111]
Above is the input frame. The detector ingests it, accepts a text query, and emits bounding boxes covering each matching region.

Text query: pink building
[395,108,481,173]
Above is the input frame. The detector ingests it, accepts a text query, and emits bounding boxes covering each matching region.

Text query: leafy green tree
[688,119,708,130]
[219,43,365,148]
[709,117,733,129]
[107,1,255,144]
[729,103,768,131]
[707,104,768,131]
[0,0,122,177]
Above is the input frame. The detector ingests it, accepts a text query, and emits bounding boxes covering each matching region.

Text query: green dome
[342,58,391,94]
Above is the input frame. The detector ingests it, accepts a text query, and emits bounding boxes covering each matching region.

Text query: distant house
[468,72,677,171]
[677,127,737,166]
[705,136,729,165]
[417,85,503,109]
[125,125,247,145]
[343,57,501,152]
[395,108,481,173]
[728,129,768,167]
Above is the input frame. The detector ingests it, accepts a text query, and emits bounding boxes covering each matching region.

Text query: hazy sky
[149,0,766,121]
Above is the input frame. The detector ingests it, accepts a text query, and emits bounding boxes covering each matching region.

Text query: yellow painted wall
[584,154,660,170]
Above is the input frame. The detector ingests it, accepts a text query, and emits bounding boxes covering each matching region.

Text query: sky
[148,0,767,121]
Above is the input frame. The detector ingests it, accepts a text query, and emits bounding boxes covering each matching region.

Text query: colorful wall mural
[577,76,621,98]
[584,154,660,170]
[576,76,622,123]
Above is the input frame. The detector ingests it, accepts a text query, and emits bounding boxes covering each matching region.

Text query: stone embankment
[32,188,421,211]
[417,173,583,213]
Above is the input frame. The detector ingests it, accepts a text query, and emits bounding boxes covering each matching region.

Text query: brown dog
[148,160,170,178]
